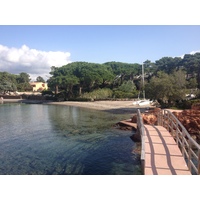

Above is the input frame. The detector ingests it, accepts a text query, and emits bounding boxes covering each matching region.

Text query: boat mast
[142,62,145,99]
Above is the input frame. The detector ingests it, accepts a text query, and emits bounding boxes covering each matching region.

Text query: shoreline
[1,99,154,114]
[45,100,152,114]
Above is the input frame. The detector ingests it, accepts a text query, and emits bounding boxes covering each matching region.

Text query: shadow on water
[101,107,149,115]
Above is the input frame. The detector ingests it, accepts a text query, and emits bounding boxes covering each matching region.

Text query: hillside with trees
[1,52,200,108]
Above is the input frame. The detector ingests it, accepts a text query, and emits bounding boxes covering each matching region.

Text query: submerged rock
[130,133,141,142]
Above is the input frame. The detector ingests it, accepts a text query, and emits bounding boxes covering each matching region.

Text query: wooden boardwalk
[144,125,191,175]
[119,108,200,175]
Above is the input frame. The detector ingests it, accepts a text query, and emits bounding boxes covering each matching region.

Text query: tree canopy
[0,72,32,93]
[36,76,45,83]
[1,52,200,107]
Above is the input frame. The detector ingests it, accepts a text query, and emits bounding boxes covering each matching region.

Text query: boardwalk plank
[144,125,191,175]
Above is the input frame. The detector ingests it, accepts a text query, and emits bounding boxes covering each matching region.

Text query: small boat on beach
[133,62,153,107]
[132,99,153,106]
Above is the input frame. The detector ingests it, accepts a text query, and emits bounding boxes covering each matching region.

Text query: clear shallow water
[0,103,141,175]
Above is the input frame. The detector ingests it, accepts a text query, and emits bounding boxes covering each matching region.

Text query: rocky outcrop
[117,105,200,145]
[141,108,161,125]
[172,105,200,144]
[173,110,200,135]
[130,108,161,142]
[191,103,200,110]
[140,106,200,144]
[131,114,137,123]
[131,108,161,125]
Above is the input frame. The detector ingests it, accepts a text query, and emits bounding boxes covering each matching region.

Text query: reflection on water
[0,103,141,175]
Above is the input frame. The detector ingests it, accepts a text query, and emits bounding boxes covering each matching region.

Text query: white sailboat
[133,99,153,106]
[132,62,153,106]
[132,95,153,106]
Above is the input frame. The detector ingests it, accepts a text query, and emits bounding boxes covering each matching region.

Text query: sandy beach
[2,99,180,115]
[1,98,154,114]
[46,100,151,114]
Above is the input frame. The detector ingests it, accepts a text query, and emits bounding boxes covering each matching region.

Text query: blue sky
[1,25,200,64]
[1,0,200,81]
[0,25,200,80]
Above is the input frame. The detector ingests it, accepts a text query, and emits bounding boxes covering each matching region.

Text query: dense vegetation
[0,72,32,93]
[0,72,44,94]
[47,53,200,106]
[1,52,200,107]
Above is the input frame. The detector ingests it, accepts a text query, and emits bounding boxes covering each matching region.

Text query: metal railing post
[167,111,170,131]
[157,109,163,126]
[137,109,145,175]
[198,150,200,175]
[188,140,192,172]
[161,109,200,175]
[175,122,179,145]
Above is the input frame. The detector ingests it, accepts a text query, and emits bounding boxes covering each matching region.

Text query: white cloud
[0,44,71,81]
[189,50,200,55]
[180,50,200,59]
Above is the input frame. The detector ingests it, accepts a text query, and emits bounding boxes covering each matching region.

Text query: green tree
[61,75,80,98]
[16,72,32,91]
[146,70,187,105]
[186,78,197,89]
[0,80,17,94]
[47,76,62,95]
[117,80,136,93]
[54,62,114,96]
[36,76,45,83]
[48,66,63,94]
[104,62,141,85]
[0,72,18,94]
[155,57,182,74]
[113,80,137,98]
[182,53,200,88]
[16,72,31,83]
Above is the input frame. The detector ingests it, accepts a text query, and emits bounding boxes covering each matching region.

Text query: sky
[0,25,200,81]
[0,0,200,82]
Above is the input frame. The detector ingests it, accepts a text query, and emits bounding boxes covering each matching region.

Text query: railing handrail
[157,109,200,175]
[159,109,200,150]
[137,109,145,174]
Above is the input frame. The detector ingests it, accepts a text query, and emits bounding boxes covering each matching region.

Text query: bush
[113,91,135,98]
[113,80,137,99]
[42,90,54,96]
[81,88,113,100]
[68,97,92,102]
[175,99,200,109]
[175,100,193,109]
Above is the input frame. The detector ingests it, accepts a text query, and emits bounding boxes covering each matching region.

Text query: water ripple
[0,103,141,175]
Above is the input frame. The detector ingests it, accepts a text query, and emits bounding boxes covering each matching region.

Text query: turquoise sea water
[0,103,141,175]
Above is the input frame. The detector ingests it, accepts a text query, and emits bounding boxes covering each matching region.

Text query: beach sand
[46,100,151,114]
[1,98,154,114]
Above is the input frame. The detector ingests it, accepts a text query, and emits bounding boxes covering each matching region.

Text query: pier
[136,109,200,175]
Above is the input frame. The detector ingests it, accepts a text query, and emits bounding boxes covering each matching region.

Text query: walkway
[144,125,191,175]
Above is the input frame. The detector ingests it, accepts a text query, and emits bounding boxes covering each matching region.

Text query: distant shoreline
[1,99,23,103]
[1,99,152,114]
[46,100,151,114]
[1,99,51,104]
